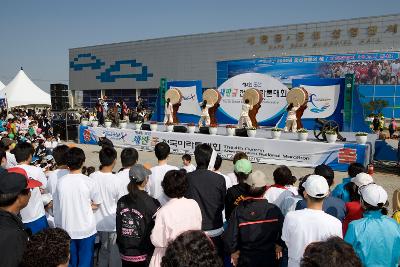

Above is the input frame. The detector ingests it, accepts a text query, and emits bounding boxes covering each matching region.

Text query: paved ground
[72,142,400,213]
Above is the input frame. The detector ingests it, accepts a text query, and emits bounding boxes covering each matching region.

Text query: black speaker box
[141,124,151,131]
[173,125,187,133]
[235,128,248,137]
[199,126,210,134]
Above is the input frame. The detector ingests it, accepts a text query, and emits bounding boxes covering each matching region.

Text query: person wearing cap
[90,147,123,267]
[226,152,249,186]
[55,147,102,266]
[296,164,346,222]
[146,142,178,205]
[225,158,252,220]
[345,184,400,267]
[224,170,284,267]
[0,137,17,168]
[149,169,202,267]
[331,163,366,203]
[185,143,226,258]
[282,175,342,267]
[13,142,48,234]
[116,164,160,266]
[0,168,42,266]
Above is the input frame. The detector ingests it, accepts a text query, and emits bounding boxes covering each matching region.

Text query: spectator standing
[389,118,397,139]
[116,164,160,267]
[331,163,366,203]
[1,138,17,168]
[342,182,363,235]
[117,148,139,195]
[185,143,226,257]
[224,170,284,267]
[55,147,102,267]
[0,169,40,267]
[296,164,346,222]
[46,145,70,196]
[282,175,342,267]
[227,152,248,186]
[345,184,400,267]
[14,142,48,234]
[264,166,292,204]
[150,170,202,267]
[146,142,178,205]
[213,154,233,191]
[90,147,123,267]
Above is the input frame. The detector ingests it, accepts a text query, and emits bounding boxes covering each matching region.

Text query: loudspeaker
[141,124,151,131]
[173,125,187,133]
[235,128,248,137]
[199,126,210,134]
[51,84,69,111]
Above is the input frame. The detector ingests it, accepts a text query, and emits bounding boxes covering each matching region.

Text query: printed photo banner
[79,126,369,171]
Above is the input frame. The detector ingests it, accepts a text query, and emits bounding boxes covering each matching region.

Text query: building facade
[69,14,400,109]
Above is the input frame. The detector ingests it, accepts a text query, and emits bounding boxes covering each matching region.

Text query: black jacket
[0,209,29,267]
[116,191,160,259]
[185,168,226,231]
[223,198,284,267]
[225,183,249,220]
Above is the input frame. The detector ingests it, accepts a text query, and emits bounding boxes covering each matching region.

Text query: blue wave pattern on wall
[70,54,153,82]
[70,53,105,70]
[96,60,153,82]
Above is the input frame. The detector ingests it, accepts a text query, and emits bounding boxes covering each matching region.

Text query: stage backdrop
[79,126,370,171]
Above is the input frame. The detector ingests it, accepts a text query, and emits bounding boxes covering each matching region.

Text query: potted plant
[209,124,218,135]
[325,130,337,143]
[119,119,128,129]
[355,132,368,145]
[134,121,142,130]
[187,122,196,134]
[150,121,158,131]
[104,118,112,128]
[81,118,89,126]
[226,125,236,136]
[166,122,174,132]
[91,118,98,127]
[271,128,282,139]
[297,128,308,141]
[246,126,257,138]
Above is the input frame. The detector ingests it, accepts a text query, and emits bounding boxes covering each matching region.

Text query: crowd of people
[320,59,400,85]
[0,126,399,266]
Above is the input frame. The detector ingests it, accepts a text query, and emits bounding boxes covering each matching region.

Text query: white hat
[41,193,53,206]
[351,173,373,187]
[245,170,267,188]
[304,175,329,198]
[360,184,387,207]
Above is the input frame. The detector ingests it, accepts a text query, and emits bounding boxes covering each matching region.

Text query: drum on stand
[286,87,308,107]
[203,89,221,125]
[243,88,263,128]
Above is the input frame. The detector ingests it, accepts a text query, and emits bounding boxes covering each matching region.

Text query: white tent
[0,80,5,99]
[3,69,51,108]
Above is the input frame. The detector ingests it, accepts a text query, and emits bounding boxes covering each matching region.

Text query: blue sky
[0,0,399,91]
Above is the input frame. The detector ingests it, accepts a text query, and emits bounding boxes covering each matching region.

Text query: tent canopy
[0,81,5,99]
[3,69,51,108]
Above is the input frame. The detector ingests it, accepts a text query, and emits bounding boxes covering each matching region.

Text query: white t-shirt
[165,103,173,115]
[200,104,213,117]
[282,209,342,267]
[264,186,288,204]
[287,106,299,120]
[18,164,47,223]
[146,164,179,205]
[55,173,102,239]
[215,171,233,190]
[182,164,196,173]
[117,168,130,196]
[240,103,252,117]
[90,171,124,232]
[5,151,17,169]
[47,169,69,196]
[227,172,238,186]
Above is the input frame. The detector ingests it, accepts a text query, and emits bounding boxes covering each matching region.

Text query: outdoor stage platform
[78,124,375,172]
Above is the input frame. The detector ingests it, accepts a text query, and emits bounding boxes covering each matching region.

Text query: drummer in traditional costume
[198,100,213,127]
[238,99,253,128]
[164,98,173,124]
[285,87,308,132]
[284,102,299,132]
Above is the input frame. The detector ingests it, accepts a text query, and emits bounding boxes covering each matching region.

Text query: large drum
[202,89,221,106]
[165,88,182,105]
[286,87,308,106]
[243,88,263,107]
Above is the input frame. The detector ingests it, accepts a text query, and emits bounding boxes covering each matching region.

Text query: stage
[78,124,373,172]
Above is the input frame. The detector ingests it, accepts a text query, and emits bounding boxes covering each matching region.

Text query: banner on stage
[79,126,369,171]
[300,84,340,118]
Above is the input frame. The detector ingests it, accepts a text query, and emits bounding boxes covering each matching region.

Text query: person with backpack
[116,164,160,267]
